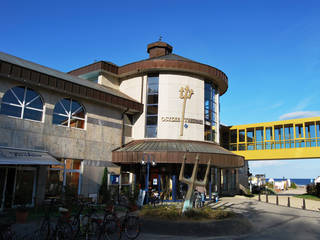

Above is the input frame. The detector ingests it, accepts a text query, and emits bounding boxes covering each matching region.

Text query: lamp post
[141,153,156,204]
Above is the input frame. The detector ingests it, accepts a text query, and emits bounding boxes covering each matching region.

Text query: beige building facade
[0,41,246,209]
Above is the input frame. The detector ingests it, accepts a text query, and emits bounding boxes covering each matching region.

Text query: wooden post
[266,192,268,203]
[302,198,306,210]
[276,195,279,205]
[287,197,290,207]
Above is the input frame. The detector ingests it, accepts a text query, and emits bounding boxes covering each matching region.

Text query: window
[204,82,217,142]
[52,98,86,129]
[0,86,44,121]
[305,122,316,147]
[145,75,159,138]
[46,159,82,197]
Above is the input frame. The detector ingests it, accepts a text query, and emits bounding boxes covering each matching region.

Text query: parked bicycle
[99,203,140,240]
[39,198,73,240]
[193,190,202,208]
[73,202,103,240]
[0,222,16,240]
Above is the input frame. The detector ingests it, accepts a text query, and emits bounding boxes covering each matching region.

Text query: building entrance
[46,159,82,198]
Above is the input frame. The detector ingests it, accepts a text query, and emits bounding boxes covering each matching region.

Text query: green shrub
[184,208,209,219]
[290,182,297,189]
[99,168,111,203]
[140,205,234,221]
[140,205,180,220]
[306,183,320,197]
[266,182,274,189]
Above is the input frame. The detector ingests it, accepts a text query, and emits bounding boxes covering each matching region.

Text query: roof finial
[159,35,162,41]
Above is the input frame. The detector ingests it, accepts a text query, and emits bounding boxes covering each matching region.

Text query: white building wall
[98,73,119,90]
[158,74,204,141]
[120,76,147,139]
[120,73,209,141]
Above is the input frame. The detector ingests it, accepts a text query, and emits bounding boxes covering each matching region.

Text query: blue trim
[145,162,150,204]
[172,175,177,201]
[158,174,161,193]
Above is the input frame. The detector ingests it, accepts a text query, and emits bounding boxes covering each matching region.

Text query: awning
[112,139,244,168]
[83,159,120,174]
[0,147,62,165]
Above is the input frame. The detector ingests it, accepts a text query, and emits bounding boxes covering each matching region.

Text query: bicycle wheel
[56,221,73,240]
[87,220,100,240]
[195,198,201,208]
[39,219,51,239]
[69,215,80,238]
[124,216,140,240]
[101,218,121,240]
[0,230,16,240]
[80,215,100,240]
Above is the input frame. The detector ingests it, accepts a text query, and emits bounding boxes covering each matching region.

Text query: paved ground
[277,186,306,195]
[139,196,320,240]
[252,187,320,211]
[209,196,320,240]
[11,195,320,239]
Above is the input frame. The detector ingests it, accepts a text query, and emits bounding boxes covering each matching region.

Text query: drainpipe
[121,108,129,147]
[140,75,144,103]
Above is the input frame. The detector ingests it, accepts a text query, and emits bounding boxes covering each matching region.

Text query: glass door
[47,159,82,198]
[0,167,37,209]
[14,168,37,207]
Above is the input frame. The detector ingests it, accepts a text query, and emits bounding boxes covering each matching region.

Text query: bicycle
[39,198,73,240]
[70,199,108,240]
[100,203,140,240]
[193,190,202,208]
[0,222,16,240]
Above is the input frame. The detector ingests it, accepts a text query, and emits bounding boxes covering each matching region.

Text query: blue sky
[1,0,320,178]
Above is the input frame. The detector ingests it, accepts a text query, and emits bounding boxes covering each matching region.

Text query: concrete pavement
[208,196,320,240]
[138,196,320,240]
[11,196,320,239]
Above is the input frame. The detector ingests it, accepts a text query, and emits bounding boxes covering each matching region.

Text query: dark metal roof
[149,54,195,62]
[115,139,234,154]
[112,140,244,168]
[0,51,138,103]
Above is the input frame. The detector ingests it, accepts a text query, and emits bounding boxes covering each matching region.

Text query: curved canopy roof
[112,139,244,168]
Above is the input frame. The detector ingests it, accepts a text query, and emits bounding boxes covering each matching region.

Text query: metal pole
[209,168,212,200]
[276,195,279,205]
[258,193,261,201]
[145,161,150,204]
[287,197,290,207]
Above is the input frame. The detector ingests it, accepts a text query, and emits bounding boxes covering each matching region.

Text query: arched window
[0,86,44,121]
[52,98,86,129]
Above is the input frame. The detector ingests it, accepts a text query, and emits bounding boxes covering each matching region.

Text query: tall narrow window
[0,86,44,121]
[145,75,159,138]
[204,82,217,142]
[52,98,86,129]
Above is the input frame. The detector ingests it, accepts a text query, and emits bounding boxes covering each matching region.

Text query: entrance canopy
[0,146,62,165]
[112,140,244,168]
